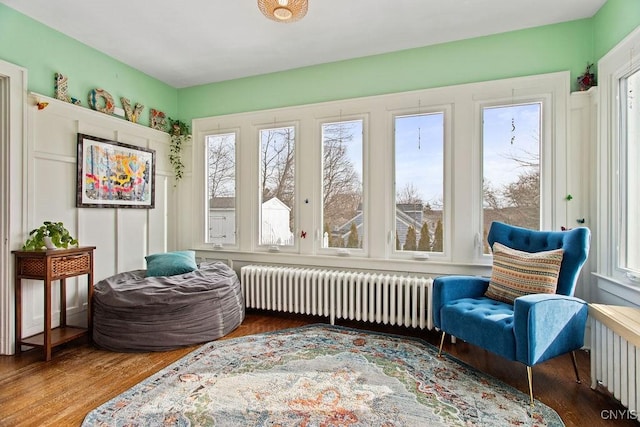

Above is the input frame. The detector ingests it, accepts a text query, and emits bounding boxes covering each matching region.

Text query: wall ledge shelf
[29,92,170,139]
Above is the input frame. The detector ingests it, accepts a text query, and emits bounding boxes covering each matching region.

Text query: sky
[208,104,541,210]
[482,103,541,190]
[395,113,444,207]
[392,103,540,209]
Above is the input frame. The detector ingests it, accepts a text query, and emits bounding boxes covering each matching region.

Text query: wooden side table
[13,246,95,361]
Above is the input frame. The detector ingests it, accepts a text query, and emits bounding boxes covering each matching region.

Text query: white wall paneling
[149,174,170,254]
[115,209,148,273]
[569,88,597,303]
[14,93,174,345]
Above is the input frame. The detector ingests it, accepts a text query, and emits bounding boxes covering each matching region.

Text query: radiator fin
[240,265,433,330]
[591,317,639,412]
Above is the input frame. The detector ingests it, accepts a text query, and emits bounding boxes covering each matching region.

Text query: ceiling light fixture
[258,0,308,23]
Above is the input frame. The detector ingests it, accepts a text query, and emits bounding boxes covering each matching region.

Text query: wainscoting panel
[32,109,78,157]
[116,208,148,273]
[19,280,48,338]
[80,208,117,281]
[32,156,77,222]
[568,89,596,305]
[148,175,170,254]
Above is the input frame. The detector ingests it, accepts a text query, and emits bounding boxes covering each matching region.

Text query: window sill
[592,272,640,306]
[192,247,492,278]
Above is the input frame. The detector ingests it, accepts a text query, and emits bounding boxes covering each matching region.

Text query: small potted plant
[577,63,596,91]
[22,221,78,250]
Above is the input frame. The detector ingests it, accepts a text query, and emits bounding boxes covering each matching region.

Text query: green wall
[1,1,639,125]
[178,0,640,122]
[593,0,640,60]
[0,4,178,126]
[178,19,594,121]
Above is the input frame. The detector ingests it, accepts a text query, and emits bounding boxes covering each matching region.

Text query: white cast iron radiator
[240,265,433,330]
[590,304,640,414]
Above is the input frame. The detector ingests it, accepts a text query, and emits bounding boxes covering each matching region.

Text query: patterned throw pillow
[485,242,564,304]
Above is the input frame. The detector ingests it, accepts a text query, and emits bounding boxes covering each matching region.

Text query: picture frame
[76,133,155,208]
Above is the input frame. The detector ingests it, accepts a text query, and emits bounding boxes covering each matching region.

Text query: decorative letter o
[88,89,115,114]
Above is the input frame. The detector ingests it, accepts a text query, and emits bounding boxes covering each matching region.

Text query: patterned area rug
[82,324,564,426]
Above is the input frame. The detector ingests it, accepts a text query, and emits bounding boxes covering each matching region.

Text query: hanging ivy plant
[167,117,192,183]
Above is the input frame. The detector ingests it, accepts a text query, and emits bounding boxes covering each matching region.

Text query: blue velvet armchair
[432,221,591,404]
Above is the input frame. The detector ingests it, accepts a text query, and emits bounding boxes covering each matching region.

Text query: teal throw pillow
[145,250,198,277]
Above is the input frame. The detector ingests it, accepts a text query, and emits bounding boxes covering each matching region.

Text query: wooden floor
[0,311,635,427]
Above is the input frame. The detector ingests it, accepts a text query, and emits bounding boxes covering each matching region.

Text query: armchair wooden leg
[570,351,581,383]
[438,331,446,357]
[526,366,534,406]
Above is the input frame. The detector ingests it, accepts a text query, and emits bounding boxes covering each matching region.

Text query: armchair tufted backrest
[487,221,591,297]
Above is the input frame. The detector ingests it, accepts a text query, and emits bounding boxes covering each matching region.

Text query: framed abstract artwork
[76,133,155,208]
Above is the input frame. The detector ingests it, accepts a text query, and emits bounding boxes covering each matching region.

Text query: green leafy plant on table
[22,221,78,250]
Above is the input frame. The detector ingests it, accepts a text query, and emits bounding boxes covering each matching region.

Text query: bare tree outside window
[260,127,295,246]
[206,133,236,245]
[207,134,236,199]
[396,183,423,205]
[394,113,444,253]
[321,120,363,248]
[482,103,541,253]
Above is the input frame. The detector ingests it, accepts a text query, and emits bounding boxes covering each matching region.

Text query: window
[482,103,541,253]
[597,30,640,295]
[321,120,364,249]
[259,126,296,247]
[206,133,236,246]
[394,112,444,254]
[619,68,640,277]
[193,72,567,269]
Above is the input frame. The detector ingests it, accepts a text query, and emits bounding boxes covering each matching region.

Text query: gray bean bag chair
[93,261,244,352]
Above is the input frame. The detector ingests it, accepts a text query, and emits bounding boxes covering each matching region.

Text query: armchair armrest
[513,294,588,366]
[432,275,490,329]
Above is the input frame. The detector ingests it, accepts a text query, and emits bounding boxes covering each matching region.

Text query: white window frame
[472,81,564,263]
[597,26,640,295]
[204,130,239,249]
[478,97,550,246]
[316,114,368,257]
[389,104,451,261]
[255,121,300,254]
[189,72,569,275]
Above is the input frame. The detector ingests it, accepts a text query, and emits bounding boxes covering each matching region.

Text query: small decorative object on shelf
[120,97,144,123]
[150,108,167,131]
[577,63,596,91]
[22,221,78,251]
[54,72,81,105]
[168,118,192,184]
[88,88,115,115]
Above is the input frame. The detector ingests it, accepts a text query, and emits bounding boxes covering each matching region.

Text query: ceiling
[1,0,606,88]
